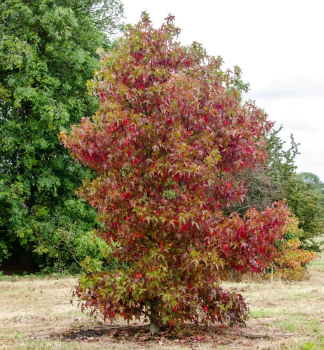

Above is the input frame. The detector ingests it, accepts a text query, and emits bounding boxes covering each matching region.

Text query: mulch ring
[48,321,297,348]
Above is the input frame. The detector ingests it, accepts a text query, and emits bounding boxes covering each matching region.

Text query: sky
[121,0,324,181]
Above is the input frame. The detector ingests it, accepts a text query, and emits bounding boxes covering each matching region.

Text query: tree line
[0,1,323,278]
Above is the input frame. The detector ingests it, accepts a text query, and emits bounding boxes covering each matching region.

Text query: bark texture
[149,297,161,333]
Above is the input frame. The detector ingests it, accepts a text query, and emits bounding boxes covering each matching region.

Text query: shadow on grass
[49,322,286,349]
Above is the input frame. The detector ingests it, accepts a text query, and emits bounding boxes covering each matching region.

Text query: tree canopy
[61,14,291,330]
[0,0,124,269]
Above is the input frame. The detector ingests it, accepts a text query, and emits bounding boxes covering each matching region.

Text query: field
[1,256,324,350]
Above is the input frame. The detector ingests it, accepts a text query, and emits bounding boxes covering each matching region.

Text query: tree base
[150,322,161,334]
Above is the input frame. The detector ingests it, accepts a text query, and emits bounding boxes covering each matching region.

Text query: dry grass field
[1,255,324,350]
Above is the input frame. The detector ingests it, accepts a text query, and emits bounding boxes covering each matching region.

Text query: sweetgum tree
[61,13,291,332]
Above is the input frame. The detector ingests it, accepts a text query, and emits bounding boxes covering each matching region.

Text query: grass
[0,271,76,283]
[1,255,324,349]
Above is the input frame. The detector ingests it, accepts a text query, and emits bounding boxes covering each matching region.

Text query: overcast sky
[122,0,324,181]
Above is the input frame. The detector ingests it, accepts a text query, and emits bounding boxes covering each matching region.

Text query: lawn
[0,255,324,350]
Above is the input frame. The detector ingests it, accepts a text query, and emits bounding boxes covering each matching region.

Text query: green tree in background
[265,129,324,250]
[228,127,298,215]
[232,125,324,251]
[0,0,124,271]
[286,172,324,251]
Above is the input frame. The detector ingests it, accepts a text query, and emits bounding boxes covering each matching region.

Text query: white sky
[122,0,324,181]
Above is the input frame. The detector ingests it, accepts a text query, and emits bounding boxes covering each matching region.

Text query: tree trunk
[149,297,161,333]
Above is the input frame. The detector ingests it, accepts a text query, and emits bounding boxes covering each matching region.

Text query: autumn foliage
[272,217,317,281]
[273,238,317,280]
[60,13,291,330]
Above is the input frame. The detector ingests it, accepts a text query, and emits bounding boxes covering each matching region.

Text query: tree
[263,128,324,250]
[61,13,291,331]
[286,172,324,250]
[231,125,324,251]
[229,127,298,214]
[300,172,324,188]
[0,0,124,269]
